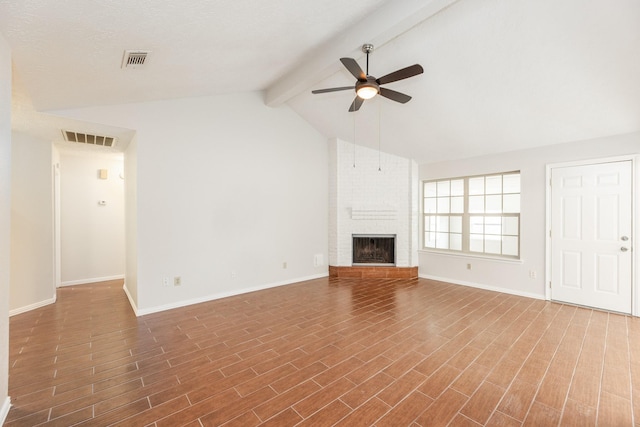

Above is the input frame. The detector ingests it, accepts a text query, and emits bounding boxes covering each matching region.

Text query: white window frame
[422,171,521,259]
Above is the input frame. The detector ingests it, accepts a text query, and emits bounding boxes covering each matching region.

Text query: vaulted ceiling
[2,0,639,163]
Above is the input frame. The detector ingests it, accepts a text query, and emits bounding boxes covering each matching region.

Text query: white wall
[10,132,55,313]
[419,132,640,299]
[53,147,60,288]
[329,138,419,267]
[124,136,138,306]
[54,92,329,314]
[59,150,124,285]
[0,31,11,423]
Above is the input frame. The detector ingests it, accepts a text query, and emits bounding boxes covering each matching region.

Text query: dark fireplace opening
[352,234,395,265]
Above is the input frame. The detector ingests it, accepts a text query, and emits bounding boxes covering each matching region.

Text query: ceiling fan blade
[348,96,364,112]
[379,87,412,104]
[376,64,424,85]
[340,58,366,81]
[311,86,354,94]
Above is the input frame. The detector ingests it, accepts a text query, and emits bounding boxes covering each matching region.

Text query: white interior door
[550,160,633,313]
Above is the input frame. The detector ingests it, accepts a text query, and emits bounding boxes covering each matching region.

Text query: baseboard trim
[60,275,125,287]
[0,396,11,425]
[128,273,329,317]
[9,296,56,317]
[419,274,544,301]
[122,282,139,316]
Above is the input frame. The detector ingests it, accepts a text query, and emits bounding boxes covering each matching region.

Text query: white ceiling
[2,0,639,163]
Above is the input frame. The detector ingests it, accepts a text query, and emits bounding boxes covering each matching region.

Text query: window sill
[418,249,523,264]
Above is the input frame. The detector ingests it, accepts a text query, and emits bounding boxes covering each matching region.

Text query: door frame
[545,155,638,315]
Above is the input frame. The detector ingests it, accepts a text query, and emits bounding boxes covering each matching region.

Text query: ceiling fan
[312,44,424,112]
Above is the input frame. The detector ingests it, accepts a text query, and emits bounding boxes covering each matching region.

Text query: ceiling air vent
[121,50,150,69]
[62,130,116,147]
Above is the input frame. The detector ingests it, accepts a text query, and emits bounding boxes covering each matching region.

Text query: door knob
[621,247,629,252]
[621,236,629,241]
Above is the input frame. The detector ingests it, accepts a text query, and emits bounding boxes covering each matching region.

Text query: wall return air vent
[121,50,150,69]
[62,130,116,147]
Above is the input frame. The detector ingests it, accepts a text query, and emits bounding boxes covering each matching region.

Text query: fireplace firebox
[352,234,395,265]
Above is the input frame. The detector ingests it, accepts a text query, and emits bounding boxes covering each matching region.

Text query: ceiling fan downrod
[362,44,374,76]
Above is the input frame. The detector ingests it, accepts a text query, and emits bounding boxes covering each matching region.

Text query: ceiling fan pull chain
[378,101,382,172]
[353,111,357,168]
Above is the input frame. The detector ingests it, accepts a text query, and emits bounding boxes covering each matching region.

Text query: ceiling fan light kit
[356,80,379,99]
[312,44,423,112]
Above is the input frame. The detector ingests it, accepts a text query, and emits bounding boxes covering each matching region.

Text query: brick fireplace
[328,138,419,278]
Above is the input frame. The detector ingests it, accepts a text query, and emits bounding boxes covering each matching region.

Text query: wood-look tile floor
[5,277,640,426]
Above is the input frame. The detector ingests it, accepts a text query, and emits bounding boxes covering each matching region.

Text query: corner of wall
[0,396,11,426]
[122,281,139,316]
[10,132,55,312]
[124,136,138,308]
[409,158,419,267]
[0,30,12,422]
[328,138,339,266]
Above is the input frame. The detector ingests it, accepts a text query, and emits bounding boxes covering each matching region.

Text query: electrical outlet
[283,261,287,269]
[231,270,237,278]
[466,263,472,270]
[314,254,324,267]
[174,276,181,286]
[163,277,170,287]
[529,270,537,279]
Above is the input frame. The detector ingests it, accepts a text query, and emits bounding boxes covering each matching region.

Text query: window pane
[424,231,436,248]
[450,233,462,250]
[469,195,484,213]
[424,182,437,197]
[485,217,502,235]
[437,197,450,213]
[503,236,519,256]
[424,198,437,214]
[486,175,502,194]
[485,236,501,254]
[436,216,449,232]
[503,194,520,213]
[470,216,484,234]
[451,179,464,196]
[503,216,519,235]
[424,216,434,232]
[503,174,520,193]
[469,177,484,195]
[451,196,464,213]
[436,233,449,249]
[470,234,484,252]
[437,180,450,196]
[450,216,462,233]
[485,195,502,213]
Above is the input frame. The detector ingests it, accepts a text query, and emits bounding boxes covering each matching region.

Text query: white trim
[634,156,639,317]
[0,397,11,425]
[419,273,544,301]
[127,273,329,317]
[60,275,125,287]
[122,282,138,315]
[418,249,523,264]
[9,295,56,317]
[545,154,638,315]
[545,163,552,303]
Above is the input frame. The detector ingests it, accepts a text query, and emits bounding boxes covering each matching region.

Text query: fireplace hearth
[352,234,395,265]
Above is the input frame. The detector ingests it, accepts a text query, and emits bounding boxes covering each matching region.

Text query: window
[423,172,520,258]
